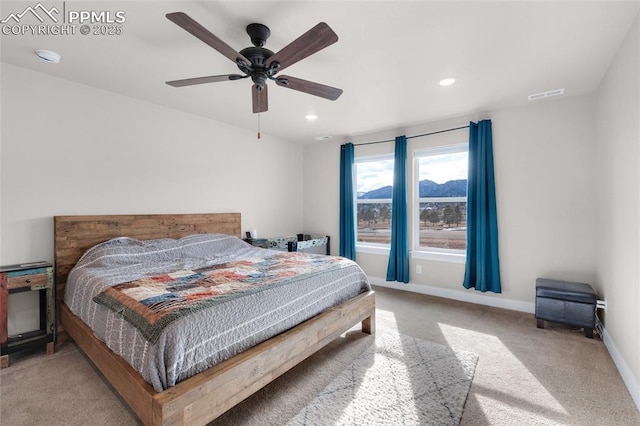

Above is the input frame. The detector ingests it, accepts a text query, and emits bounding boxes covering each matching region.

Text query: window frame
[412,142,468,263]
[354,153,394,252]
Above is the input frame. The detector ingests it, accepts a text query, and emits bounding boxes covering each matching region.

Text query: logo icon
[1,2,59,24]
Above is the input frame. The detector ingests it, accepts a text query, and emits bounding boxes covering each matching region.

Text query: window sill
[411,250,466,264]
[357,245,465,264]
[356,244,390,256]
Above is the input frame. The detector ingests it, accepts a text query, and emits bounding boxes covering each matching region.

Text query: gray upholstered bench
[535,278,597,338]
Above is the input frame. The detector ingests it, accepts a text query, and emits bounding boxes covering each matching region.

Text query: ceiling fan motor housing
[239,46,274,67]
[238,46,275,90]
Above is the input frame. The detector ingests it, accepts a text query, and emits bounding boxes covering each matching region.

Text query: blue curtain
[339,143,356,260]
[463,120,501,293]
[386,135,410,283]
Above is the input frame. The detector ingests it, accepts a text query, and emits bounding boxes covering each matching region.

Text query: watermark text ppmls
[1,2,127,36]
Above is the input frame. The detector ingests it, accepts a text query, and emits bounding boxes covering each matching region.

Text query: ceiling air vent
[528,88,565,101]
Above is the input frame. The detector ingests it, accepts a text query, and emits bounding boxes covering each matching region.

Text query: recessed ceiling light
[438,78,456,86]
[314,135,332,141]
[305,114,318,121]
[35,49,61,64]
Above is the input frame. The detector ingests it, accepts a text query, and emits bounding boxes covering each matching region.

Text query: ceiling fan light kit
[165,12,343,114]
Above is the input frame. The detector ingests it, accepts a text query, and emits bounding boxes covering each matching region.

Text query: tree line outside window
[355,143,468,252]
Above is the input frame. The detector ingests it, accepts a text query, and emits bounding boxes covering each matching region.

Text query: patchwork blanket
[93,252,353,343]
[66,234,371,391]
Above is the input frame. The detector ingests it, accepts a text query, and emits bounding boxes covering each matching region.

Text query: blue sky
[356,152,468,193]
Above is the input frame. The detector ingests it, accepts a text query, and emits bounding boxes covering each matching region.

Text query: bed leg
[362,312,375,334]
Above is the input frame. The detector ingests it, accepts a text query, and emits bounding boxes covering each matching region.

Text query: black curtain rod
[352,125,470,146]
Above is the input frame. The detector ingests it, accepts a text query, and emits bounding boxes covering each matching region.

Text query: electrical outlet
[416,265,422,274]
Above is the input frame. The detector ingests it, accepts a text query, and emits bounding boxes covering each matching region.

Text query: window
[414,144,468,253]
[355,155,393,245]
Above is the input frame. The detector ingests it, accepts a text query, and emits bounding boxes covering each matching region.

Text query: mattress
[65,234,371,391]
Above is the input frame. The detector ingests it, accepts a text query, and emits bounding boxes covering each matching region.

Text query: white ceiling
[2,1,639,143]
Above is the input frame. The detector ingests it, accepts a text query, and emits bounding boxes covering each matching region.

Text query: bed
[54,213,375,425]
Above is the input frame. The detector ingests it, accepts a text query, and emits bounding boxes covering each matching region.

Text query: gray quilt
[65,234,371,391]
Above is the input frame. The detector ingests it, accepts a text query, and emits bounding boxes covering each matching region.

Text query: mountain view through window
[356,147,468,251]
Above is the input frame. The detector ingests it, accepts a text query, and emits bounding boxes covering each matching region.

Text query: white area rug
[287,332,478,426]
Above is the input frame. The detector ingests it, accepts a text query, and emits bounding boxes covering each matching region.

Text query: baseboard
[369,276,640,411]
[601,326,640,410]
[368,277,535,313]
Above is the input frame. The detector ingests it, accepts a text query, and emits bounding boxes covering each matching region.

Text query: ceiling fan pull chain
[257,113,261,139]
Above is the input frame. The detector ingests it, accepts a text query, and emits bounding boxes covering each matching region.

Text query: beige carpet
[1,285,638,425]
[287,332,478,425]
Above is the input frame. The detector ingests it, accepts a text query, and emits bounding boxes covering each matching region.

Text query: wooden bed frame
[54,213,375,425]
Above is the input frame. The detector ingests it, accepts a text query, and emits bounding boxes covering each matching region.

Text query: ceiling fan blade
[166,12,250,66]
[252,84,268,113]
[275,75,343,101]
[166,74,245,87]
[267,22,338,72]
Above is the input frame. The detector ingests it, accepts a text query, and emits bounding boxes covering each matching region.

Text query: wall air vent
[528,88,565,101]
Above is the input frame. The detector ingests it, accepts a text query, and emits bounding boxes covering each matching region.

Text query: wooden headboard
[54,213,241,285]
[53,213,241,344]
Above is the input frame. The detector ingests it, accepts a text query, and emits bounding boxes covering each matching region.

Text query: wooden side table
[0,261,55,368]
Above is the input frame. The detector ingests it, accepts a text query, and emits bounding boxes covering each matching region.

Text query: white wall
[595,12,640,406]
[304,94,597,308]
[0,63,304,265]
[492,95,597,302]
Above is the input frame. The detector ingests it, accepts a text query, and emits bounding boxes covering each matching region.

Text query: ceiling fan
[165,12,343,114]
